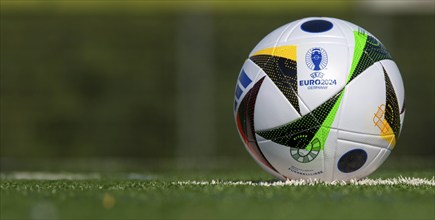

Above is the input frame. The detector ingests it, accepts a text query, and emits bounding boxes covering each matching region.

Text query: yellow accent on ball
[252,45,297,61]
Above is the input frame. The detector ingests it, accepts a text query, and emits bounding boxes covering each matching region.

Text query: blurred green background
[0,1,434,171]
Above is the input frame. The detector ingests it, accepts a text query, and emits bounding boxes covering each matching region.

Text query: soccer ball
[234,17,405,181]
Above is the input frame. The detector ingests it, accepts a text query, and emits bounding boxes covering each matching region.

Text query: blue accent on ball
[235,85,243,99]
[238,70,252,88]
[301,20,333,33]
[337,149,368,173]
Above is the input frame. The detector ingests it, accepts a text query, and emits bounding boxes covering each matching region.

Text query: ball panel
[234,59,267,113]
[250,54,300,113]
[328,18,357,49]
[249,20,302,57]
[333,139,387,180]
[296,43,349,111]
[338,62,386,134]
[338,129,394,150]
[257,138,325,180]
[365,147,391,176]
[256,139,293,178]
[254,75,301,131]
[244,140,287,181]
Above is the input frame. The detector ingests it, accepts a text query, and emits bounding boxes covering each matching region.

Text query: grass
[1,168,434,220]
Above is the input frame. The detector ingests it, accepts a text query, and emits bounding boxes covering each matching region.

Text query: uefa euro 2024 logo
[305,47,328,71]
[300,47,336,90]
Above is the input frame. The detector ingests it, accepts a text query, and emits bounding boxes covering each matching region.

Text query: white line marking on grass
[0,172,101,180]
[174,177,435,187]
[0,172,157,180]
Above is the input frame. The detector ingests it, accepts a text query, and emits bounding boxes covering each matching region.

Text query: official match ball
[233,17,405,181]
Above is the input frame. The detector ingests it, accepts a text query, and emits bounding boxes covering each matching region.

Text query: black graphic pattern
[383,66,401,137]
[256,89,344,149]
[250,55,299,114]
[349,35,393,83]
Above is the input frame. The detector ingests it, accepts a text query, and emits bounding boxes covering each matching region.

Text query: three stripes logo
[234,70,252,111]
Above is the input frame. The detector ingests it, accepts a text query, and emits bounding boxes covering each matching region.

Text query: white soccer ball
[234,17,405,181]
